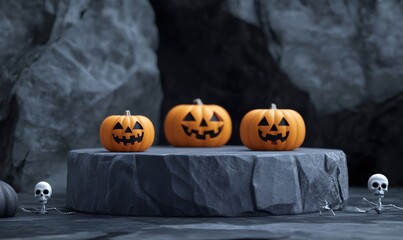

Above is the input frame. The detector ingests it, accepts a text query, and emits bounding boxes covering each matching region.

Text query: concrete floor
[1,188,403,239]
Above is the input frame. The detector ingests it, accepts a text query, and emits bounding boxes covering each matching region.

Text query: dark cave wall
[151,0,403,186]
[151,0,316,146]
[317,95,403,185]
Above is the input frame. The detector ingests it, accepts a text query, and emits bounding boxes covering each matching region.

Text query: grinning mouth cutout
[113,133,144,145]
[258,130,289,144]
[181,125,223,140]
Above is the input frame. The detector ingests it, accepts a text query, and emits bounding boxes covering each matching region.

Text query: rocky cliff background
[0,0,162,191]
[1,0,403,192]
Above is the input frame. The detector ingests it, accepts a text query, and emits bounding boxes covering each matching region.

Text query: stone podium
[66,146,348,216]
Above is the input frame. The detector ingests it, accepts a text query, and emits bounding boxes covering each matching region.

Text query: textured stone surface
[0,0,162,191]
[0,0,52,187]
[66,146,348,216]
[226,0,403,113]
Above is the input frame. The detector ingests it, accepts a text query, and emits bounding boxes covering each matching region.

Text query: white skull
[34,181,52,204]
[367,174,388,197]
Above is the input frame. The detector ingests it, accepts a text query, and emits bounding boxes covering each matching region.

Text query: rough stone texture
[0,0,162,191]
[151,0,403,186]
[227,0,403,113]
[66,146,348,216]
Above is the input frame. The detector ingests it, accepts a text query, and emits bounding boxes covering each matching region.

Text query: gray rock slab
[66,146,348,216]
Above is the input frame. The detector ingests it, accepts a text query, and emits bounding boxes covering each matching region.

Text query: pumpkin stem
[124,110,131,116]
[193,98,203,105]
[270,103,277,109]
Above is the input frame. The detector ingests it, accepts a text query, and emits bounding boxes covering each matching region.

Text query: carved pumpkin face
[100,110,154,152]
[240,104,305,151]
[112,121,144,145]
[181,109,225,140]
[257,115,290,144]
[164,99,232,147]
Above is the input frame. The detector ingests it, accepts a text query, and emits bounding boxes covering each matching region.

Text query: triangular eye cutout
[258,117,269,126]
[113,122,124,130]
[210,112,222,121]
[183,112,196,121]
[279,117,290,126]
[133,122,143,130]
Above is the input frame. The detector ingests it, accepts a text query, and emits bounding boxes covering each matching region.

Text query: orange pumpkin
[99,110,154,152]
[164,98,232,147]
[240,103,305,150]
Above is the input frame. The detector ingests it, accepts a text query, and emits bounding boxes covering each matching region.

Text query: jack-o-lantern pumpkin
[164,98,232,147]
[99,110,154,152]
[240,103,305,151]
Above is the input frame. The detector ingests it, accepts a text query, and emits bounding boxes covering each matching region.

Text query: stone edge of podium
[66,147,348,216]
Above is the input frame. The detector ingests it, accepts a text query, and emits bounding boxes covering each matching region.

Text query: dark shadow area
[0,96,20,191]
[150,0,315,147]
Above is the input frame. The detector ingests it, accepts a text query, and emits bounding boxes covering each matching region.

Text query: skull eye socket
[372,182,379,188]
[43,189,49,194]
[183,112,196,121]
[35,189,41,195]
[381,183,387,189]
